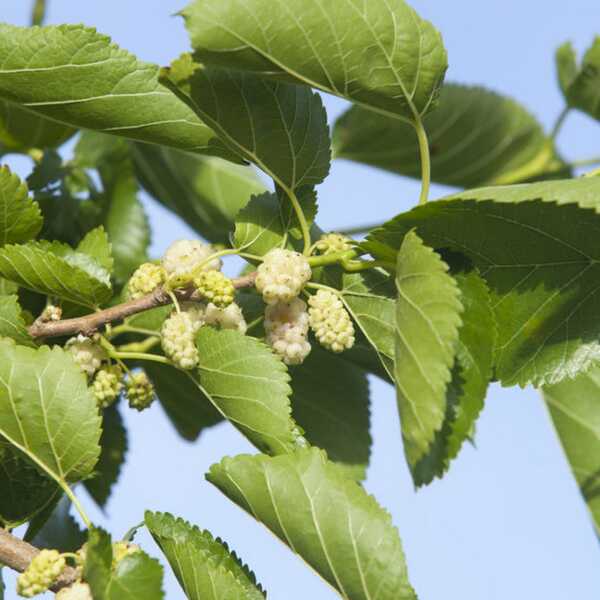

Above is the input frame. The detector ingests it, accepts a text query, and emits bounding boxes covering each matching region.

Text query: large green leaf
[77,226,114,274]
[0,440,58,528]
[557,37,600,122]
[333,84,566,187]
[290,347,371,481]
[0,24,230,156]
[0,100,75,155]
[194,328,302,454]
[145,362,223,442]
[131,142,265,244]
[182,0,447,121]
[84,405,128,508]
[145,511,265,600]
[82,135,150,285]
[0,240,112,308]
[366,177,600,387]
[208,449,417,600]
[544,366,600,535]
[394,231,463,467]
[85,528,164,600]
[164,56,331,191]
[0,166,42,246]
[0,340,101,487]
[0,294,35,347]
[412,267,494,485]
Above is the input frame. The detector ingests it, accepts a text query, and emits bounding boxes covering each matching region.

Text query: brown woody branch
[27,272,258,340]
[0,528,78,591]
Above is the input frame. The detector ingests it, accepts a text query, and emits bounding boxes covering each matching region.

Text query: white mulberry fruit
[162,239,221,283]
[314,232,353,255]
[308,289,355,353]
[55,582,93,600]
[66,334,107,377]
[126,371,155,411]
[92,364,124,409]
[204,302,247,334]
[161,311,202,370]
[17,549,66,598]
[264,298,311,365]
[194,270,235,307]
[127,263,166,300]
[255,248,311,305]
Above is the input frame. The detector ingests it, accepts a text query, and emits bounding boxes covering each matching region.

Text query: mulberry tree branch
[0,528,78,591]
[28,272,258,340]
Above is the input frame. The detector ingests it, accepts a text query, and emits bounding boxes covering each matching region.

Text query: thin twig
[28,272,257,340]
[0,528,78,591]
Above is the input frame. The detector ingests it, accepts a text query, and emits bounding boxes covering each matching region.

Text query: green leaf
[0,24,231,157]
[333,84,566,188]
[411,267,495,485]
[233,191,286,256]
[107,553,164,600]
[194,328,302,454]
[84,405,128,508]
[85,528,165,600]
[559,37,600,121]
[182,0,447,121]
[290,347,371,481]
[394,231,463,467]
[29,495,86,553]
[555,43,578,96]
[339,270,396,381]
[0,100,75,155]
[145,511,265,600]
[544,366,600,534]
[366,177,600,387]
[77,133,150,284]
[207,449,417,600]
[0,166,42,246]
[0,439,58,528]
[0,240,112,308]
[131,142,265,244]
[145,362,223,442]
[0,294,35,347]
[77,226,114,274]
[163,56,331,190]
[0,340,101,488]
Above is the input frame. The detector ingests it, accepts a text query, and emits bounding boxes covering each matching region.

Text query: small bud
[194,270,235,307]
[40,304,62,322]
[91,364,124,409]
[204,302,247,334]
[55,582,93,600]
[308,289,355,353]
[161,311,202,370]
[162,239,221,283]
[127,263,166,300]
[112,541,141,568]
[66,334,107,377]
[255,248,312,305]
[264,298,311,365]
[314,232,353,255]
[126,371,155,411]
[17,549,66,598]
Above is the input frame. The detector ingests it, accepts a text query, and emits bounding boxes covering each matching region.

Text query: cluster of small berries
[256,244,356,364]
[66,334,155,411]
[17,550,66,597]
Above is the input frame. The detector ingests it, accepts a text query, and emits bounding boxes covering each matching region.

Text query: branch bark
[28,272,257,340]
[0,528,78,591]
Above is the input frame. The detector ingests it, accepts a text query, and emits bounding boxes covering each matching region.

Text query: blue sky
[2,1,600,599]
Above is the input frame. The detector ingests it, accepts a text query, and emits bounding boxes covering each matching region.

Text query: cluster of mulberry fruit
[17,550,66,597]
